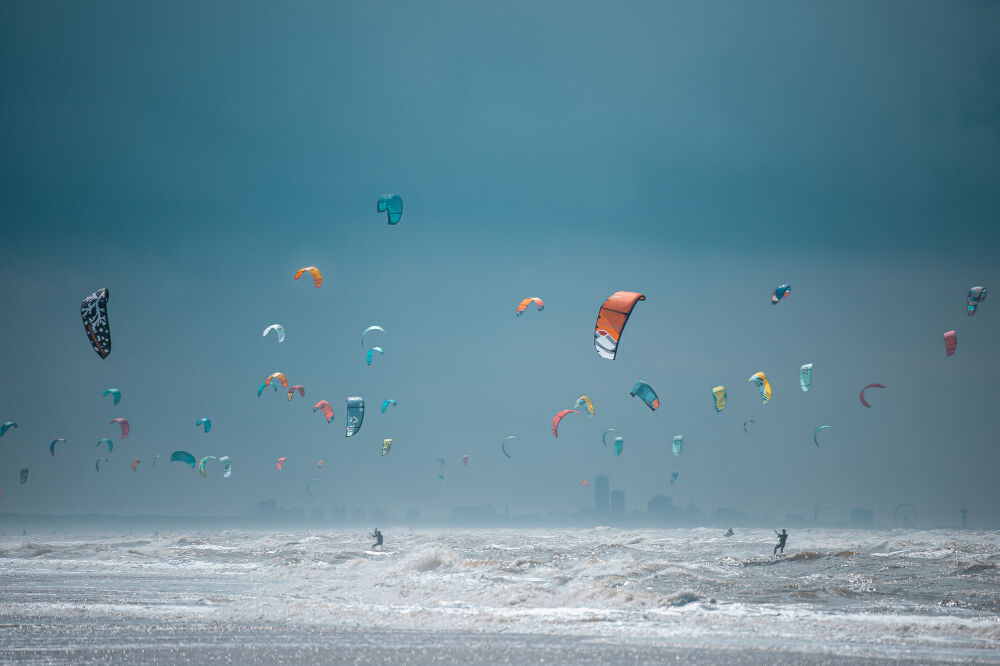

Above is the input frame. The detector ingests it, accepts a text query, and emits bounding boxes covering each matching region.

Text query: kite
[630,381,659,410]
[153,454,162,467]
[95,458,109,472]
[381,399,397,413]
[601,428,617,447]
[103,388,121,405]
[317,459,324,468]
[130,458,141,471]
[438,474,445,483]
[258,382,278,397]
[814,425,833,447]
[20,468,29,484]
[771,284,791,305]
[313,401,334,423]
[110,418,129,438]
[968,286,986,316]
[743,418,754,434]
[361,325,387,346]
[220,456,231,478]
[306,478,321,497]
[96,438,113,454]
[196,418,212,433]
[859,384,886,408]
[800,364,813,392]
[382,439,392,456]
[377,193,403,224]
[501,435,518,458]
[594,291,645,360]
[516,297,544,316]
[712,386,727,413]
[346,397,365,437]
[670,472,679,484]
[276,457,287,471]
[49,438,66,456]
[198,456,217,477]
[580,478,590,487]
[287,385,305,401]
[265,372,288,389]
[574,395,595,417]
[294,266,322,288]
[672,435,683,457]
[943,330,957,357]
[0,422,17,436]
[262,324,285,342]
[366,347,384,365]
[435,458,446,468]
[462,454,468,466]
[170,450,196,468]
[747,372,771,404]
[614,437,623,456]
[81,287,111,358]
[551,409,578,437]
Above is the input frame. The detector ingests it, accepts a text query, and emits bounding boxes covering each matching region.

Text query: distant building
[610,490,625,516]
[712,507,748,525]
[351,508,366,521]
[452,504,497,520]
[850,508,874,526]
[647,494,676,520]
[594,474,610,515]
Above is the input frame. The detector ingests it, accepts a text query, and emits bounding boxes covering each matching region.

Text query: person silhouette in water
[724,528,734,537]
[371,528,383,550]
[773,528,788,555]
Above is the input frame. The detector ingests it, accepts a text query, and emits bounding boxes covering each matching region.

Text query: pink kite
[551,409,579,438]
[110,418,129,438]
[313,400,333,423]
[943,330,957,357]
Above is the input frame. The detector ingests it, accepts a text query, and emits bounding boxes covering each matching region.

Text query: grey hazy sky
[1,1,998,526]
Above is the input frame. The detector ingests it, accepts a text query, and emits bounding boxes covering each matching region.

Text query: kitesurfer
[773,529,788,555]
[371,528,383,550]
[724,528,734,537]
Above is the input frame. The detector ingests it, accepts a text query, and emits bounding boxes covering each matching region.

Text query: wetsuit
[372,531,383,550]
[774,530,788,554]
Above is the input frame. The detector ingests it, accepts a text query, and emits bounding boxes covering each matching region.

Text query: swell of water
[1,527,998,662]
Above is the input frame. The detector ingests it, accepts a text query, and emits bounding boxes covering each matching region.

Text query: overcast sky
[1,0,998,527]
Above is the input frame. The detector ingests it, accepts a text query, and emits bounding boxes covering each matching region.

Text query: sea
[1,526,998,664]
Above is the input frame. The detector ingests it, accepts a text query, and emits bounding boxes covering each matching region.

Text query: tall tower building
[594,474,610,515]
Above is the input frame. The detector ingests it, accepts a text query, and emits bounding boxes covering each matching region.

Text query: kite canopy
[771,284,791,305]
[366,347,384,365]
[198,456,218,477]
[580,478,590,487]
[287,385,305,401]
[743,418,754,433]
[601,428,617,447]
[294,266,323,287]
[265,372,289,390]
[0,422,17,436]
[170,450,196,468]
[81,288,111,358]
[103,388,121,405]
[381,399,397,413]
[943,330,957,357]
[800,364,813,392]
[748,372,771,404]
[19,468,28,484]
[551,409,578,437]
[613,437,624,456]
[670,472,679,484]
[574,395,595,417]
[501,435,518,458]
[196,418,212,433]
[219,456,232,478]
[382,439,393,456]
[258,382,278,397]
[462,454,468,466]
[276,457,286,471]
[594,291,645,360]
[95,458,109,472]
[346,397,365,437]
[313,400,334,423]
[49,438,66,456]
[96,438,113,454]
[262,324,285,342]
[968,286,986,316]
[361,325,387,346]
[131,458,141,471]
[712,386,727,413]
[377,194,403,224]
[814,425,833,447]
[515,297,544,317]
[859,383,886,408]
[672,435,683,457]
[306,478,321,497]
[630,381,660,410]
[110,418,129,438]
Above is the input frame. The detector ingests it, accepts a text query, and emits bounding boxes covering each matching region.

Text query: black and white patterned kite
[81,288,111,359]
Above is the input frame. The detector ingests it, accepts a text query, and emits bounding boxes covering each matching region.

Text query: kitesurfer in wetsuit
[773,529,788,555]
[724,528,734,537]
[371,528,383,550]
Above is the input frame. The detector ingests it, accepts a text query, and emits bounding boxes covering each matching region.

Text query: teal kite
[614,437,624,456]
[170,450,196,468]
[103,388,121,405]
[0,422,17,436]
[672,435,683,457]
[196,418,211,433]
[377,194,403,224]
[630,381,660,410]
[800,364,813,392]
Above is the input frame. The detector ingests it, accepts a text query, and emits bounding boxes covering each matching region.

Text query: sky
[1,1,999,527]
